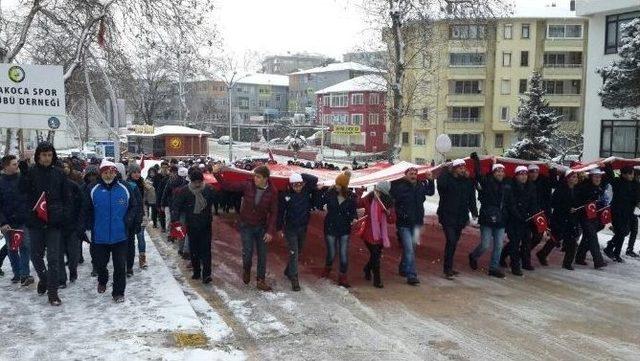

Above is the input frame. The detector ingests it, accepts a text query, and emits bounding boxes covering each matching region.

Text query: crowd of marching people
[2,141,640,306]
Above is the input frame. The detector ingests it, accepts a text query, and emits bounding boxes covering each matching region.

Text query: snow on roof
[236,73,289,87]
[289,62,385,76]
[315,75,387,95]
[128,125,211,137]
[510,1,579,19]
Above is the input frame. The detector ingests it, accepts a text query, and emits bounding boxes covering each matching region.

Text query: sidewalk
[0,231,244,361]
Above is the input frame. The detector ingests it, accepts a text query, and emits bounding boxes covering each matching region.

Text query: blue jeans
[6,229,31,278]
[325,234,349,274]
[136,230,146,253]
[397,226,419,279]
[470,226,505,271]
[239,224,268,279]
[284,226,307,279]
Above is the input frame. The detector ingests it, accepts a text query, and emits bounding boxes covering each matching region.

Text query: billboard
[0,64,66,131]
[333,125,361,135]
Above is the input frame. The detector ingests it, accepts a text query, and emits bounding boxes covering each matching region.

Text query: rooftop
[510,1,578,19]
[236,73,289,87]
[315,75,387,95]
[128,125,211,137]
[289,62,385,76]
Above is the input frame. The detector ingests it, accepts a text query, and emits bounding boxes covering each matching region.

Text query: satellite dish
[435,134,452,154]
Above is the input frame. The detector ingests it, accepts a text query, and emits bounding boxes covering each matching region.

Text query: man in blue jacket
[85,159,137,303]
[276,172,318,291]
[390,167,435,285]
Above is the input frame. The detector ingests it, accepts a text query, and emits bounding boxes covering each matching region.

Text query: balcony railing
[543,63,582,68]
[447,117,482,123]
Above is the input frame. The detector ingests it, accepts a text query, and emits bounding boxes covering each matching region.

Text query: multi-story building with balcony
[261,54,331,75]
[315,75,388,153]
[398,1,587,164]
[576,0,640,160]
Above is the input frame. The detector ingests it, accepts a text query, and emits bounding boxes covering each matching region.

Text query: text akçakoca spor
[0,86,61,107]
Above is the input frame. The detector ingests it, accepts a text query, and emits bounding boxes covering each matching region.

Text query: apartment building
[233,73,289,124]
[576,0,640,160]
[261,54,331,75]
[398,2,587,164]
[315,75,388,153]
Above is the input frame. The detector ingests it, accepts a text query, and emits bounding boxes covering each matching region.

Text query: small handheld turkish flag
[139,154,145,170]
[531,211,548,234]
[169,222,187,240]
[33,191,48,223]
[267,148,275,162]
[585,202,597,220]
[9,229,24,251]
[599,206,612,225]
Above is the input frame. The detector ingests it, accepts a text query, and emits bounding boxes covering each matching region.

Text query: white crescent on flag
[12,233,20,242]
[536,216,545,226]
[588,203,596,212]
[39,200,47,212]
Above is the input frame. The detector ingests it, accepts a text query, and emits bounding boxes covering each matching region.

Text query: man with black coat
[469,154,509,278]
[171,170,217,284]
[18,142,69,306]
[504,166,538,276]
[526,164,558,266]
[390,167,435,285]
[58,172,84,288]
[603,166,640,262]
[575,169,608,269]
[276,173,319,291]
[437,159,478,280]
[152,161,169,232]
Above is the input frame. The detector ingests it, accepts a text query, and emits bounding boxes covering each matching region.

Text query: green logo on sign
[8,66,25,83]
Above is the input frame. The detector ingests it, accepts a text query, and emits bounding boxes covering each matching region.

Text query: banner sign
[333,125,361,135]
[0,64,66,131]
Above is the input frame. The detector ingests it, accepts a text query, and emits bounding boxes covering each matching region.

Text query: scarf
[188,182,206,214]
[370,197,390,248]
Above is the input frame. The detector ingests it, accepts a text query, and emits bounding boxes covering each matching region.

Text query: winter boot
[69,270,78,283]
[338,273,351,288]
[113,295,125,303]
[469,254,478,270]
[11,275,20,283]
[242,269,251,285]
[37,279,47,295]
[139,253,147,269]
[536,251,548,266]
[363,264,372,281]
[372,268,383,289]
[97,283,107,294]
[126,269,134,278]
[91,265,98,277]
[21,276,34,286]
[48,291,62,306]
[321,266,332,278]
[291,277,301,292]
[256,278,272,292]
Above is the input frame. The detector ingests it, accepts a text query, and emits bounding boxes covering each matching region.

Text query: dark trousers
[561,235,578,267]
[94,241,127,297]
[189,227,212,279]
[284,226,307,279]
[364,243,383,283]
[628,216,638,252]
[525,231,544,267]
[59,229,80,284]
[157,206,166,230]
[506,226,528,271]
[607,219,631,257]
[0,244,7,268]
[443,225,464,273]
[537,235,560,260]
[28,227,61,294]
[576,221,605,266]
[239,225,267,279]
[126,229,136,272]
[150,205,159,227]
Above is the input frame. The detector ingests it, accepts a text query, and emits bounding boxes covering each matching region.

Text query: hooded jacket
[85,178,137,244]
[276,173,319,231]
[437,169,478,227]
[19,142,68,229]
[390,177,435,227]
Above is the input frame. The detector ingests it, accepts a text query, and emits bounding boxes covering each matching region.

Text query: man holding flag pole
[602,165,640,263]
[574,168,608,269]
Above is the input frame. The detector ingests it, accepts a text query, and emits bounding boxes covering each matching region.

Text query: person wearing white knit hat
[277,172,319,291]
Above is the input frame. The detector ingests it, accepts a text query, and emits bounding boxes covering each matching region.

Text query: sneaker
[37,280,47,295]
[536,252,548,266]
[113,295,125,303]
[242,269,251,285]
[97,283,106,294]
[257,278,273,292]
[48,292,62,306]
[626,250,640,258]
[21,276,34,287]
[202,276,212,284]
[469,254,478,271]
[603,247,615,261]
[407,277,420,286]
[126,269,133,278]
[11,276,20,284]
[511,268,524,277]
[488,269,505,278]
[614,256,625,263]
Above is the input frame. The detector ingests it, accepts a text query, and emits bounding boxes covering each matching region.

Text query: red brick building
[127,125,210,158]
[315,75,388,153]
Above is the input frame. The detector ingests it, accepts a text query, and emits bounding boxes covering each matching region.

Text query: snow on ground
[0,231,244,361]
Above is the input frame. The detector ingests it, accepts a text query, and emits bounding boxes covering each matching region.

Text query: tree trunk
[4,129,12,156]
[386,0,405,164]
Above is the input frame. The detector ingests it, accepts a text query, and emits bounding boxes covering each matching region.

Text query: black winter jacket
[476,174,509,228]
[277,174,318,231]
[0,173,29,228]
[162,176,188,208]
[506,180,538,238]
[437,170,478,227]
[19,161,68,229]
[171,184,217,231]
[390,178,435,227]
[62,179,85,233]
[320,188,357,237]
[550,183,581,239]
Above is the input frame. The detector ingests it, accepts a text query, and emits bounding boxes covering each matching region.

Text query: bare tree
[358,0,511,162]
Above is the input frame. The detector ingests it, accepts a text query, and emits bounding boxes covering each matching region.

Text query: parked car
[217,136,233,145]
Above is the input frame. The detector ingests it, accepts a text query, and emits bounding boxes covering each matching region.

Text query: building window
[322,95,329,106]
[600,119,640,158]
[500,107,509,121]
[451,80,482,94]
[368,113,380,125]
[520,51,529,67]
[402,132,409,145]
[322,114,331,124]
[450,107,481,122]
[239,97,249,110]
[351,93,364,105]
[450,133,481,147]
[503,24,513,39]
[605,11,640,54]
[543,80,581,95]
[502,52,512,67]
[275,94,281,102]
[543,52,583,67]
[450,24,486,39]
[547,24,583,39]
[501,79,511,95]
[414,131,427,146]
[519,79,528,94]
[550,107,581,122]
[421,107,429,120]
[449,53,486,67]
[495,133,504,148]
[351,114,363,125]
[330,93,348,107]
[369,93,380,105]
[332,114,348,124]
[522,24,530,39]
